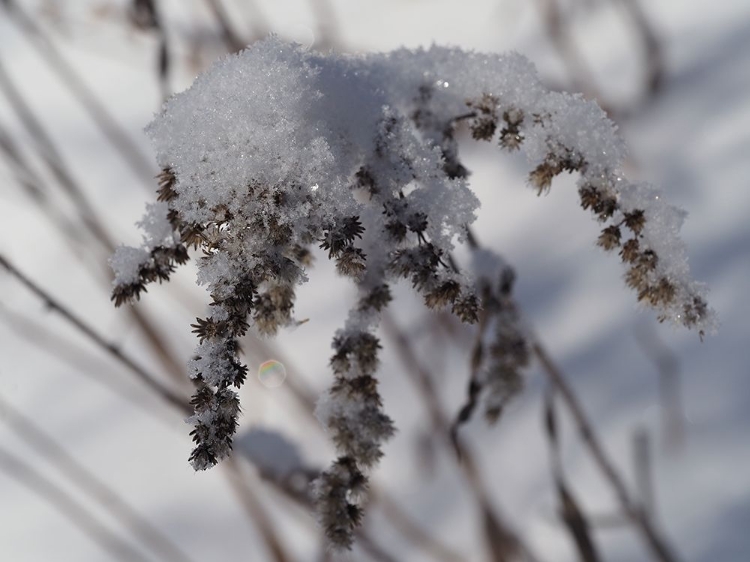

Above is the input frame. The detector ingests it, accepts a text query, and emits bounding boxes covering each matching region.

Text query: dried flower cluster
[109,173,189,308]
[110,38,714,548]
[453,248,530,441]
[459,90,713,336]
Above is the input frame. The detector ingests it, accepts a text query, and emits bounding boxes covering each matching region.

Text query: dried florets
[468,93,499,141]
[453,249,530,440]
[110,38,714,550]
[597,225,622,251]
[499,108,525,150]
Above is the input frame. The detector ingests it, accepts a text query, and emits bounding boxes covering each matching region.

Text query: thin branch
[0,55,113,254]
[0,445,150,562]
[633,427,656,520]
[0,120,94,262]
[202,0,245,52]
[544,388,602,562]
[450,294,491,456]
[534,0,606,103]
[612,0,665,96]
[0,394,194,562]
[0,301,177,428]
[0,253,189,415]
[372,490,466,562]
[381,311,541,562]
[533,341,681,562]
[1,0,157,188]
[222,458,296,562]
[634,324,684,451]
[0,53,189,385]
[127,0,173,102]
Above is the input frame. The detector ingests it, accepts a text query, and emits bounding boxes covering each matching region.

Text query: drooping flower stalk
[110,37,714,548]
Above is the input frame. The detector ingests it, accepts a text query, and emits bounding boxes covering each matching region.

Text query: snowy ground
[0,1,748,561]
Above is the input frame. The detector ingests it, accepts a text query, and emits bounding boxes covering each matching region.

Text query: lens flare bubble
[257,360,286,388]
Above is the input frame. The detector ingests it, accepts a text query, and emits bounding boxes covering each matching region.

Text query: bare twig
[223,458,296,562]
[372,490,465,562]
[0,253,189,414]
[1,0,157,188]
[634,324,684,451]
[633,427,656,520]
[0,120,95,263]
[0,445,150,562]
[128,0,172,101]
[382,311,540,562]
[450,303,490,456]
[0,394,194,562]
[0,53,189,385]
[612,0,665,96]
[534,0,606,104]
[535,0,665,111]
[202,0,245,52]
[0,301,177,427]
[533,341,681,562]
[544,388,602,562]
[0,55,115,254]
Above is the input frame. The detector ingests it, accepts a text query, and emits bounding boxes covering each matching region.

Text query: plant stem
[0,253,189,414]
[532,341,680,562]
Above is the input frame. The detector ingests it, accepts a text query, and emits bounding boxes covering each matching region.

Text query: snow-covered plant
[110,37,715,548]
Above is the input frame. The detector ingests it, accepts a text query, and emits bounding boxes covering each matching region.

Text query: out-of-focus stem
[533,341,680,562]
[382,311,540,562]
[223,457,296,562]
[613,0,665,96]
[2,0,157,188]
[0,253,189,414]
[0,445,150,562]
[534,0,605,103]
[0,53,188,386]
[202,0,245,52]
[0,394,194,562]
[0,301,177,427]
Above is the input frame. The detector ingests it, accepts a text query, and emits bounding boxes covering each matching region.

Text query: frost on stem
[110,38,715,547]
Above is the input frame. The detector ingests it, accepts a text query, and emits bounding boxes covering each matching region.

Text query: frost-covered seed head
[109,37,716,548]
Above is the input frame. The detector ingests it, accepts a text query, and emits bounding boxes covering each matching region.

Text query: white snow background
[0,0,748,560]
